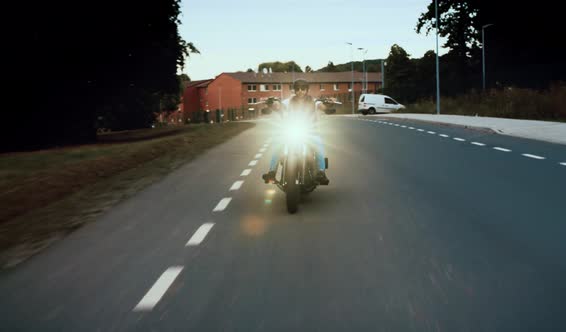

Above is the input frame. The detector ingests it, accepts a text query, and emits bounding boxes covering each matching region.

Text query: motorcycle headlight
[284,121,308,143]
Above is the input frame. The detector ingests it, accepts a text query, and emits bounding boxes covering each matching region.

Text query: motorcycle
[268,110,329,214]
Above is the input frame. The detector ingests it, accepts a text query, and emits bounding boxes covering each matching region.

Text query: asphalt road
[1,115,566,331]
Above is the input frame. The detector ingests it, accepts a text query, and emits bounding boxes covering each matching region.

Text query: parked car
[358,94,405,115]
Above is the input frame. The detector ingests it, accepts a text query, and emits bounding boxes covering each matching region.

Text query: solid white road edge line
[133,266,184,311]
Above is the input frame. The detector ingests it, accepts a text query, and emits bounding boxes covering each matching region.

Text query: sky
[179,0,448,81]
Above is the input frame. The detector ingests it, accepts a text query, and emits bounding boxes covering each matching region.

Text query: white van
[358,94,405,115]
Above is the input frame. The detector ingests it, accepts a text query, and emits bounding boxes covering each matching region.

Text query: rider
[262,78,330,185]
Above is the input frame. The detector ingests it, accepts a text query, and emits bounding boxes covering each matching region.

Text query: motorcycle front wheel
[285,158,300,214]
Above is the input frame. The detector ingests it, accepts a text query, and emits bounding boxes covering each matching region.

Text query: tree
[4,0,198,151]
[258,61,302,73]
[305,65,313,73]
[384,45,418,103]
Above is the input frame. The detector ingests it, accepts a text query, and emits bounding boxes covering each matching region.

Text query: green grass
[400,84,566,122]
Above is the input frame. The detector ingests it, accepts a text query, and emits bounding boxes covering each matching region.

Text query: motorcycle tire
[285,159,300,214]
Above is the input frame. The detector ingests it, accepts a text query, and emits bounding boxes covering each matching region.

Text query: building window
[247,98,257,104]
[273,84,281,91]
[247,84,257,92]
[320,84,325,91]
[260,84,269,91]
[333,83,340,91]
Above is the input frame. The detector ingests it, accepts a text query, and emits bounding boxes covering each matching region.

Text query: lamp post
[482,24,494,91]
[435,0,441,115]
[381,59,386,93]
[346,42,354,114]
[357,48,367,93]
[357,48,368,93]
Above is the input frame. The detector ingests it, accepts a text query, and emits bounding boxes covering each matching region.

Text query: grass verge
[401,84,566,122]
[0,122,255,268]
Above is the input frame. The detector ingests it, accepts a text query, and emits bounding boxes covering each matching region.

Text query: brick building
[183,71,381,122]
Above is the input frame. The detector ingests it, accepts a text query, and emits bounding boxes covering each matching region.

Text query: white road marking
[240,169,252,176]
[133,266,184,311]
[259,148,266,152]
[560,162,566,166]
[439,134,449,138]
[186,223,215,246]
[254,153,262,159]
[427,131,436,134]
[417,129,425,132]
[493,147,511,152]
[213,197,232,212]
[230,180,244,191]
[408,127,415,130]
[263,144,269,148]
[522,153,545,160]
[453,137,466,141]
[248,160,258,166]
[401,125,407,128]
[471,142,486,146]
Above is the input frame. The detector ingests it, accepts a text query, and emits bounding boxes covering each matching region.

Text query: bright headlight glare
[284,121,308,143]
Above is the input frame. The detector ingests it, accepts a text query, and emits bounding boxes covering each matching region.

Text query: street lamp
[357,47,367,93]
[346,42,354,114]
[435,0,441,115]
[482,24,494,91]
[381,59,387,92]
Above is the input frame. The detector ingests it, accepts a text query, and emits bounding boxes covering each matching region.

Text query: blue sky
[179,0,448,80]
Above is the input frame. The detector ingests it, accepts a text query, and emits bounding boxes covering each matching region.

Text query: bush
[402,83,566,121]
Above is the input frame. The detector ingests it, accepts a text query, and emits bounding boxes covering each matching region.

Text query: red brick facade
[182,71,382,122]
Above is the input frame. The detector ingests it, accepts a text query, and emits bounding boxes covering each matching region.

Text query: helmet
[293,79,310,92]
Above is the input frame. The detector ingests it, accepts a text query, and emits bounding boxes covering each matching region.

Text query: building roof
[224,71,381,84]
[186,79,213,88]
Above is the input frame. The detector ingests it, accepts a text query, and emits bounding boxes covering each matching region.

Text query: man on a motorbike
[262,78,331,185]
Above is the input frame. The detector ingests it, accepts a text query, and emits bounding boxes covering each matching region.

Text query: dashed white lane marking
[263,144,269,148]
[133,266,184,311]
[560,162,566,166]
[230,180,244,191]
[213,197,232,212]
[439,134,449,138]
[522,153,545,160]
[259,148,266,152]
[417,129,425,132]
[493,147,512,152]
[240,169,252,176]
[254,153,263,159]
[186,223,215,246]
[427,131,436,134]
[408,127,415,130]
[453,137,466,142]
[471,142,486,146]
[248,160,258,166]
[401,125,407,128]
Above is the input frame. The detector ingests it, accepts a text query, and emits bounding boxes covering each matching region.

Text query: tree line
[4,0,197,152]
